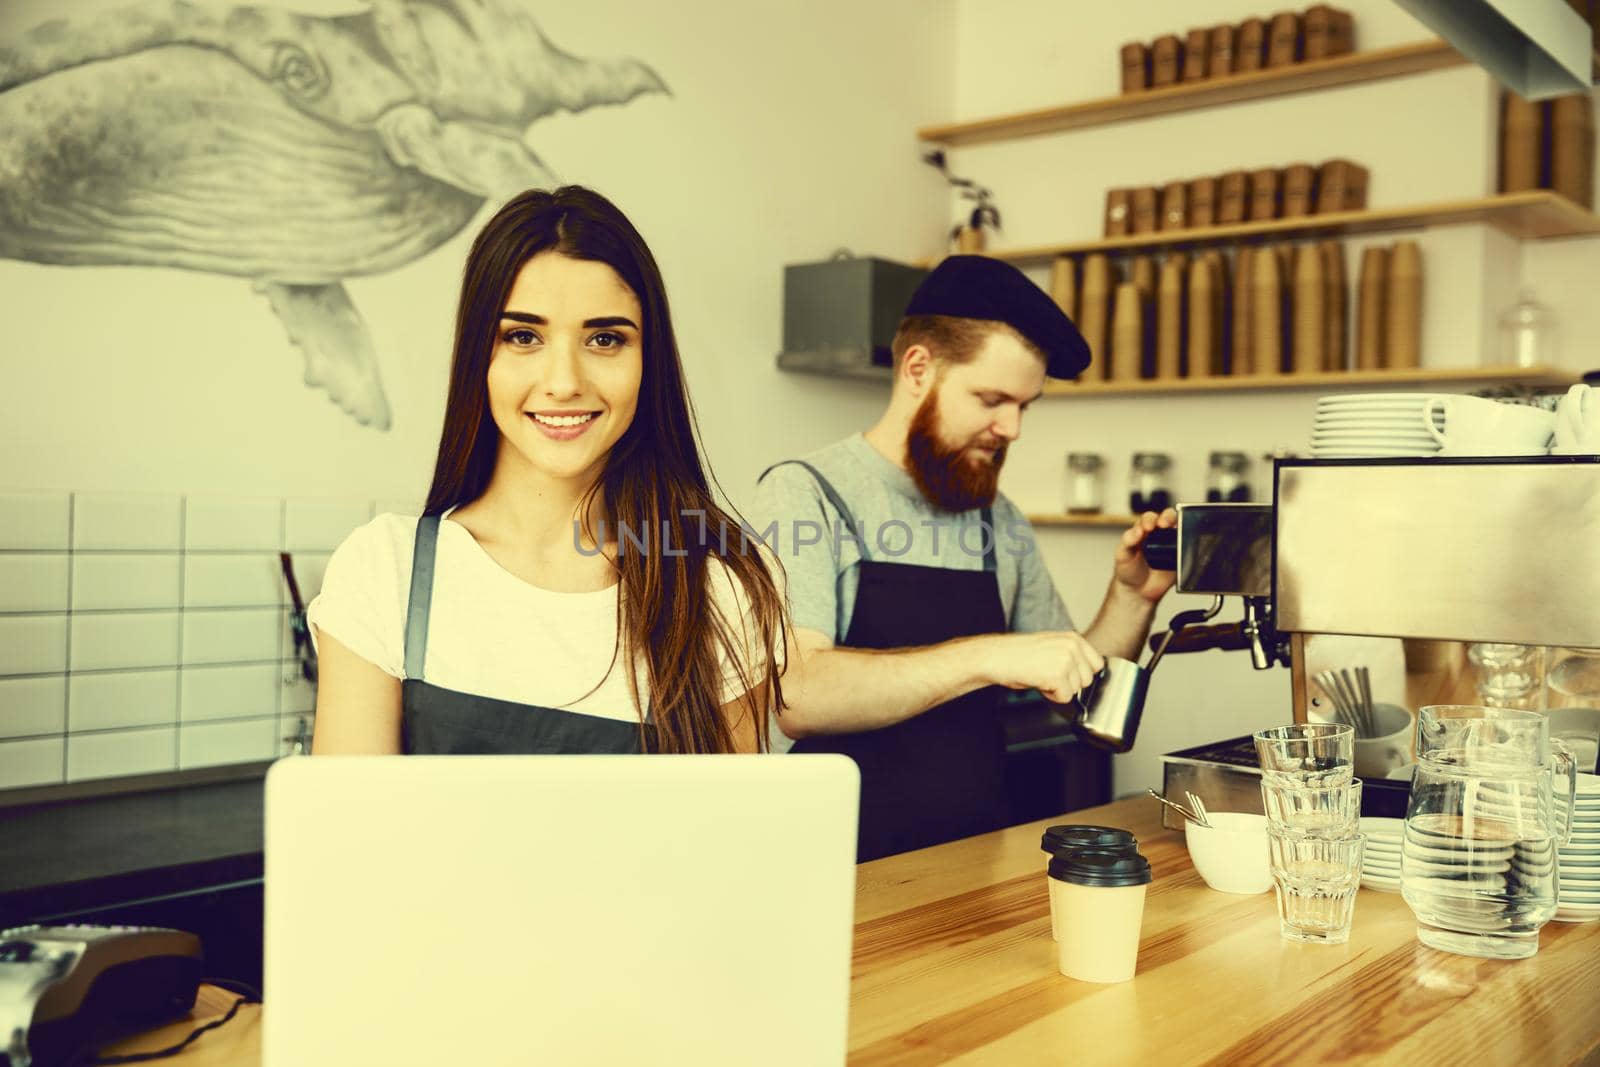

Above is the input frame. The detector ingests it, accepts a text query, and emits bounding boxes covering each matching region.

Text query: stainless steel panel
[1276,459,1600,646]
[1176,504,1274,597]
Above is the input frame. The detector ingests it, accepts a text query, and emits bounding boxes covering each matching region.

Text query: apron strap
[979,506,997,573]
[404,514,441,680]
[759,460,872,563]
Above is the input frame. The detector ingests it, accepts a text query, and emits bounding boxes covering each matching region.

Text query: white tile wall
[67,726,176,782]
[180,717,277,769]
[69,670,179,731]
[280,665,316,715]
[0,676,67,739]
[0,554,69,612]
[0,491,70,550]
[286,553,331,605]
[0,492,373,792]
[182,609,280,665]
[0,736,65,789]
[180,664,280,722]
[0,616,68,676]
[71,613,182,672]
[184,497,281,552]
[73,493,183,551]
[72,555,182,611]
[183,555,284,609]
[285,499,371,552]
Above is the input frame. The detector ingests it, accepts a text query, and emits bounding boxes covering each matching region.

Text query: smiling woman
[305,187,790,756]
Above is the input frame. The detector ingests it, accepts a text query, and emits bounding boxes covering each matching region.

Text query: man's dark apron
[764,462,1011,862]
[400,515,650,754]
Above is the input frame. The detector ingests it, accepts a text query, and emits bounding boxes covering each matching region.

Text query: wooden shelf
[1042,365,1578,397]
[918,41,1465,146]
[980,192,1600,264]
[1029,513,1137,528]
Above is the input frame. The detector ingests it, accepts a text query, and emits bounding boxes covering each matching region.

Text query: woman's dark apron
[766,462,1011,862]
[400,515,650,754]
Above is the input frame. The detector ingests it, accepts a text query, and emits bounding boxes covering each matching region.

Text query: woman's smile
[527,409,603,440]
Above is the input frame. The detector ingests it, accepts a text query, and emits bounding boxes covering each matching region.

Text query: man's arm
[775,626,1105,739]
[1082,509,1178,662]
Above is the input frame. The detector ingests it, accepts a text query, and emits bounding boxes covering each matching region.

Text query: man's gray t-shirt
[750,435,1074,751]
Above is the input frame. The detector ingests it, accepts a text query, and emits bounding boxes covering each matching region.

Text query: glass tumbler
[1254,723,1355,786]
[1267,829,1366,944]
[1261,778,1363,834]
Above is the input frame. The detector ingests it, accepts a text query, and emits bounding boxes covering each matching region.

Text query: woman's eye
[503,328,538,346]
[590,331,626,350]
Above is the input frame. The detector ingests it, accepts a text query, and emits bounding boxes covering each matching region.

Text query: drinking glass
[1267,829,1366,944]
[1254,723,1354,785]
[1261,778,1363,834]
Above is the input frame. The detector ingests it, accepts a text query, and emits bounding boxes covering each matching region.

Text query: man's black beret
[903,254,1091,379]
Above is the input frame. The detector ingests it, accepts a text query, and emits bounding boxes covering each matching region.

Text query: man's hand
[981,631,1106,705]
[1114,508,1179,604]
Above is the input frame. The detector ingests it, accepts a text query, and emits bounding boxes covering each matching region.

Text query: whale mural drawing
[0,0,667,429]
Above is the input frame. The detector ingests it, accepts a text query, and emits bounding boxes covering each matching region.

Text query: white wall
[0,0,957,506]
[951,0,1600,797]
[0,0,957,790]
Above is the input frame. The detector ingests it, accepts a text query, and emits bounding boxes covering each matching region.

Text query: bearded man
[753,255,1177,862]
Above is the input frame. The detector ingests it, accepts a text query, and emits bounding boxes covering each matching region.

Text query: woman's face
[486,251,645,486]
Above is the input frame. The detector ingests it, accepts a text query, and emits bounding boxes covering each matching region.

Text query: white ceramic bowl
[1186,812,1273,894]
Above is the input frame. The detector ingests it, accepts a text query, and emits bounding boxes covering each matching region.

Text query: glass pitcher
[1401,706,1577,959]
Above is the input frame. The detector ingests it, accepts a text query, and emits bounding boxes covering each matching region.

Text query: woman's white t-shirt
[306,513,783,722]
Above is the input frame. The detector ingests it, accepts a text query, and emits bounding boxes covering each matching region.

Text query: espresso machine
[1137,454,1600,826]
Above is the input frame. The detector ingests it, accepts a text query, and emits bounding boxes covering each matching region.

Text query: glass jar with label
[1129,452,1173,514]
[1064,453,1105,514]
[1206,451,1252,503]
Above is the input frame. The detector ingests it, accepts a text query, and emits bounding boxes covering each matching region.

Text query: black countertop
[0,778,265,927]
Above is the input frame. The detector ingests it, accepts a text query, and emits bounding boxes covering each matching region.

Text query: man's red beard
[905,388,1007,512]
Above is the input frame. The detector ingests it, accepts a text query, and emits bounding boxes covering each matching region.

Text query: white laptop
[263,755,860,1066]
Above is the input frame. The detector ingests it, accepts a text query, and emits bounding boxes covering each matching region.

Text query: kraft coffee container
[1217,171,1249,225]
[1237,18,1268,72]
[1131,187,1160,234]
[1160,182,1189,231]
[1050,848,1154,983]
[1266,11,1301,67]
[1189,177,1218,227]
[1105,188,1132,237]
[1184,28,1211,81]
[1249,167,1282,221]
[1208,24,1237,76]
[1304,5,1355,60]
[1282,164,1316,217]
[1151,35,1184,87]
[1315,160,1369,213]
[1121,42,1151,93]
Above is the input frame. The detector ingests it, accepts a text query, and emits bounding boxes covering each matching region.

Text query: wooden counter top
[101,796,1600,1066]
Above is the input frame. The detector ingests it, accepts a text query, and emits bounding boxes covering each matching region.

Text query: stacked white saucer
[1554,772,1600,924]
[1358,817,1405,892]
[1311,394,1442,459]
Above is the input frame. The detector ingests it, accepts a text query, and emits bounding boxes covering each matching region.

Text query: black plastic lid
[1048,847,1153,887]
[1041,824,1137,855]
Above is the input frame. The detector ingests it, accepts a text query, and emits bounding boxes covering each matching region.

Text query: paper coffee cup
[1050,847,1153,983]
[1041,825,1137,941]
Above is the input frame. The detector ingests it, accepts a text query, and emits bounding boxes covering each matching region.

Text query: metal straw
[1147,788,1205,826]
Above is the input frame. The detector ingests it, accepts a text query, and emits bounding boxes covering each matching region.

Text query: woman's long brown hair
[423,187,785,754]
